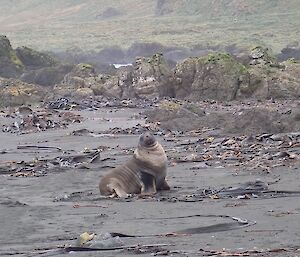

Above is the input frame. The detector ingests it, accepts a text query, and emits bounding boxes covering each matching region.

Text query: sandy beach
[0,106,299,257]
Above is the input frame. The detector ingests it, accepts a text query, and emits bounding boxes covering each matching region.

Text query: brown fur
[99,132,169,197]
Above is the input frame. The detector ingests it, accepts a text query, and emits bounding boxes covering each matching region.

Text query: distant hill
[0,0,299,52]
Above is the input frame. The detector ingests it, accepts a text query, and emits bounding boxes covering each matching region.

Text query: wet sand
[0,107,299,257]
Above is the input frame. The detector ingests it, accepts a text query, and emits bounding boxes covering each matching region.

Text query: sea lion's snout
[140,132,156,147]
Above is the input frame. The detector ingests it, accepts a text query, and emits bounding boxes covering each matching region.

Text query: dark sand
[0,107,299,257]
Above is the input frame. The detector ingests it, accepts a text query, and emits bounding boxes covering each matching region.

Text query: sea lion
[99,132,169,197]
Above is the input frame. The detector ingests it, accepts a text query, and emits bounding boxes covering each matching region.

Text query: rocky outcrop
[105,53,173,99]
[173,50,299,101]
[130,53,174,98]
[245,55,300,100]
[53,51,299,101]
[248,46,278,66]
[0,35,23,78]
[0,35,72,86]
[174,53,250,100]
[50,63,98,99]
[0,77,48,107]
[15,46,57,69]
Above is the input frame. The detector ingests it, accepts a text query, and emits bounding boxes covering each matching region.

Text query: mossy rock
[174,52,250,101]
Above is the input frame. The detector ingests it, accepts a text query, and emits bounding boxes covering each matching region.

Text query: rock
[15,46,57,68]
[0,77,48,107]
[174,53,250,100]
[249,46,277,66]
[174,51,299,101]
[224,107,300,135]
[145,100,300,135]
[245,60,300,100]
[145,100,206,132]
[90,53,173,99]
[19,64,73,86]
[94,74,122,98]
[51,63,98,99]
[0,35,23,78]
[131,53,174,98]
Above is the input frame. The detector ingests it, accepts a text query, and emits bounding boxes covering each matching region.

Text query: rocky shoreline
[1,36,299,108]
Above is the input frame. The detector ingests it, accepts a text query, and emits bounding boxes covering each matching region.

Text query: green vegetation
[78,63,93,70]
[0,0,299,53]
[9,50,23,67]
[202,53,232,64]
[286,58,300,64]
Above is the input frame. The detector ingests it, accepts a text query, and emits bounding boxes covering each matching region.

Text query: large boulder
[245,58,300,100]
[0,77,48,107]
[92,53,174,99]
[91,66,133,98]
[51,63,98,99]
[130,53,174,98]
[174,53,250,100]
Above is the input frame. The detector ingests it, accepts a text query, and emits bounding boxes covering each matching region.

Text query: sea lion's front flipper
[140,171,156,194]
[158,180,170,191]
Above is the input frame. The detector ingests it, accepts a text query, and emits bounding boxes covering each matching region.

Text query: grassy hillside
[0,0,299,52]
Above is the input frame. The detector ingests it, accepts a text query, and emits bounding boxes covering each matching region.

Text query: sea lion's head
[139,132,156,148]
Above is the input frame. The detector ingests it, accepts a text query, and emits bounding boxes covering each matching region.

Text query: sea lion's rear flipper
[108,183,129,198]
[140,171,156,194]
